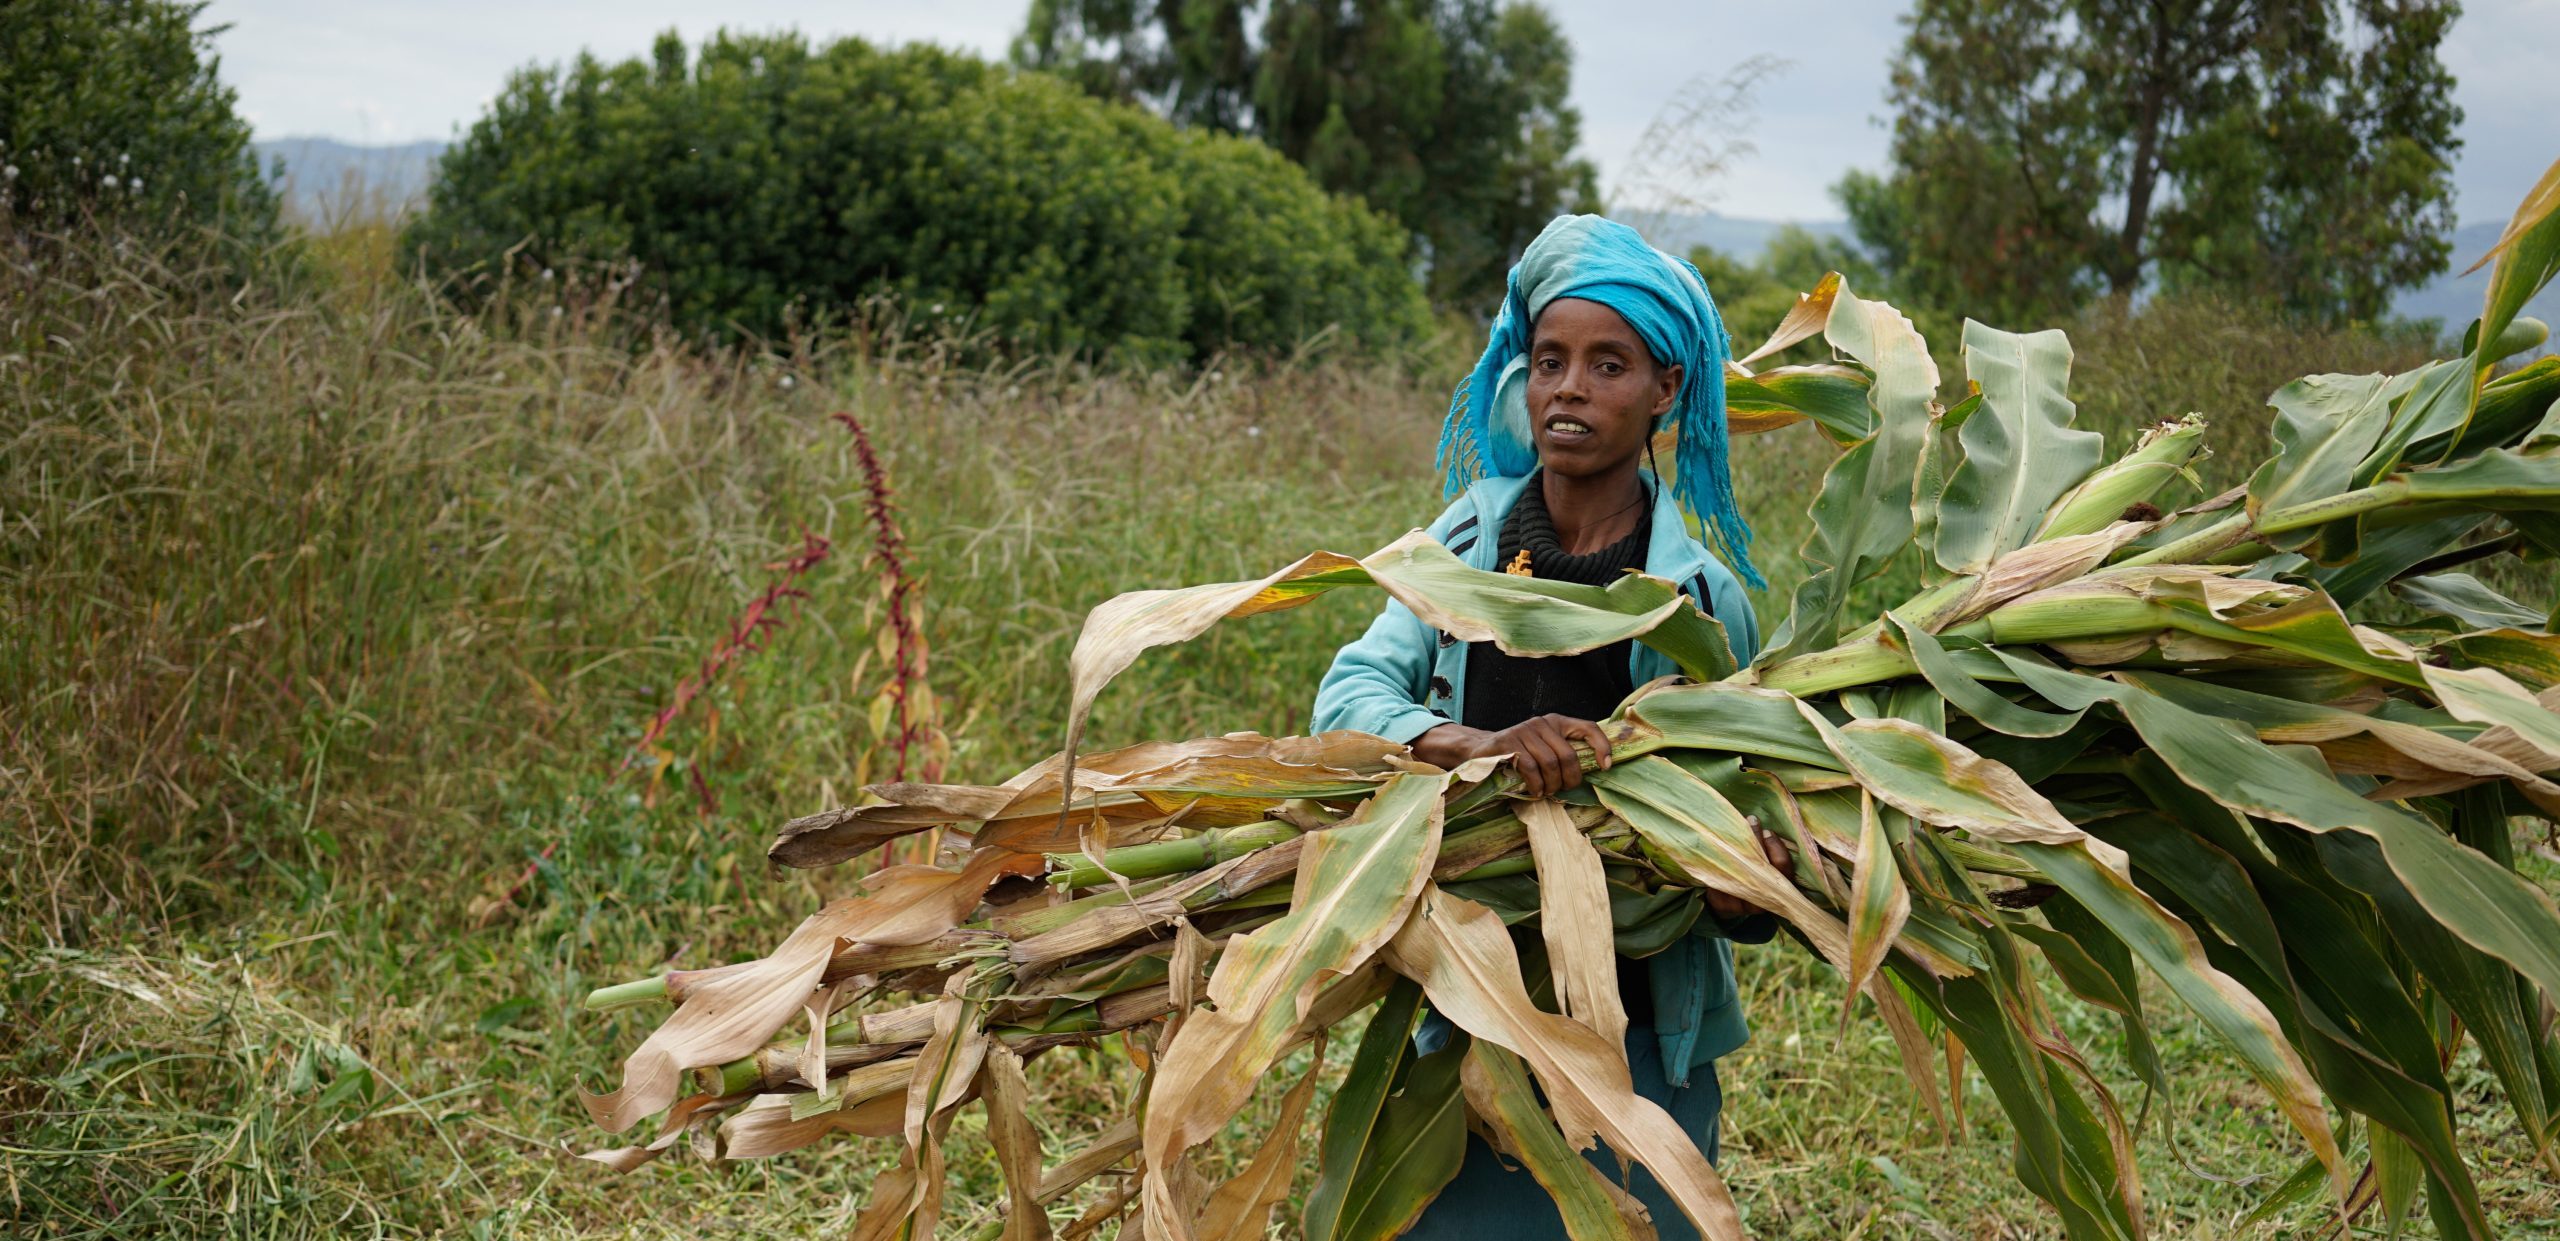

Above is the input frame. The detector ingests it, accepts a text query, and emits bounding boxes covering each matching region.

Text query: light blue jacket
[1311,472,1765,1082]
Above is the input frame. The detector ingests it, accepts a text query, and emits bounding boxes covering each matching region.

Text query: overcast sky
[211,0,2557,226]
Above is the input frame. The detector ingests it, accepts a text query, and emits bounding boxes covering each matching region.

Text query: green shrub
[404,31,1428,361]
[0,0,281,245]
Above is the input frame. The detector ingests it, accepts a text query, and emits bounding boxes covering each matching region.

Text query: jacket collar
[1461,471,1708,584]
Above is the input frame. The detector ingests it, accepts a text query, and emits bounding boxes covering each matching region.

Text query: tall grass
[3,227,2550,1238]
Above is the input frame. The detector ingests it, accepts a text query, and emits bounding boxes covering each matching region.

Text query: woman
[1311,214,1782,1238]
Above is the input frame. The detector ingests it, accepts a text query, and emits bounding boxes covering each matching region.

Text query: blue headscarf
[1437,215,1762,589]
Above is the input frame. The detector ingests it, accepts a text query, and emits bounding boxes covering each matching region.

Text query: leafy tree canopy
[406,32,1427,361]
[1839,0,2462,328]
[0,0,280,244]
[1016,0,1600,309]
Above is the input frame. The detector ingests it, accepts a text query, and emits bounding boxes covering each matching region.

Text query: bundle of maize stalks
[575,164,2560,1241]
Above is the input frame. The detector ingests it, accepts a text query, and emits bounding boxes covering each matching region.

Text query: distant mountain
[253,137,446,219]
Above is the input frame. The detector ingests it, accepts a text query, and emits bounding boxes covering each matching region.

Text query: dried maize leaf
[1522,797,1626,1104]
[726,1087,907,1160]
[1035,1117,1140,1203]
[1140,771,1448,1239]
[1197,1039,1325,1241]
[577,1090,734,1173]
[1384,886,1743,1241]
[582,850,1013,1132]
[981,1045,1053,1241]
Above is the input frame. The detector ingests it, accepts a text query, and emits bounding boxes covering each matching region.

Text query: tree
[1015,0,1599,308]
[1841,0,2461,327]
[0,0,281,245]
[405,32,1426,360]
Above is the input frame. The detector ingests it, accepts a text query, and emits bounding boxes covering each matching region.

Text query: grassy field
[3,229,2553,1239]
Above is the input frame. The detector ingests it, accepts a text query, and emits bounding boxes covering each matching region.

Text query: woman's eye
[1600,362,1622,376]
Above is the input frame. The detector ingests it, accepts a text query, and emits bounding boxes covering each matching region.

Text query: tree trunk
[2113,1,2173,296]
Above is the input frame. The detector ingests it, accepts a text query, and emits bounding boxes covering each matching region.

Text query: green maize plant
[573,159,2560,1241]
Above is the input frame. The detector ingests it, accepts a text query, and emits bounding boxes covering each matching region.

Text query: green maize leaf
[1589,756,1855,972]
[2238,1150,2334,1231]
[1980,645,2121,712]
[2371,1125,2425,1240]
[1795,706,2116,867]
[2139,585,2426,687]
[2424,356,2560,461]
[2203,815,2454,1084]
[2308,513,2489,607]
[1610,680,1840,769]
[2315,815,2552,1166]
[1141,770,1449,1234]
[1883,678,1947,733]
[2516,510,2560,557]
[2089,674,2560,1015]
[1713,765,1835,895]
[1760,283,1938,662]
[2319,361,2480,560]
[2467,154,2560,389]
[1304,981,1428,1239]
[2005,836,2337,1188]
[1457,1042,1643,1241]
[1890,614,2088,738]
[1897,935,2142,1240]
[1307,1029,1469,1241]
[2394,442,2560,512]
[1896,893,1993,977]
[1912,391,1978,563]
[2442,629,2560,690]
[2090,803,2487,1233]
[2245,837,2492,1241]
[2395,572,2549,632]
[2033,895,2165,1100]
[1964,713,2117,785]
[1841,791,1911,1023]
[2003,918,2163,1099]
[1935,321,2104,574]
[1352,536,1739,680]
[2247,372,2417,547]
[2357,361,2476,489]
[1727,365,1874,441]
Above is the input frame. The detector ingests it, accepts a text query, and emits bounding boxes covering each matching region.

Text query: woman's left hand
[1704,815,1794,923]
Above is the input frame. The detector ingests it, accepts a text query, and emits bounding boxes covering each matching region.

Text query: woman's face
[1526,298,1681,481]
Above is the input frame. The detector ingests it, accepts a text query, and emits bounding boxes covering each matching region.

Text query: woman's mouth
[1544,415,1594,446]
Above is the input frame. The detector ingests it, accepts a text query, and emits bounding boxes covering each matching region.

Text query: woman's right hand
[1412,714,1613,798]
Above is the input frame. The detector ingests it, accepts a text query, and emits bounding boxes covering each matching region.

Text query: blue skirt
[1402,1021,1725,1241]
